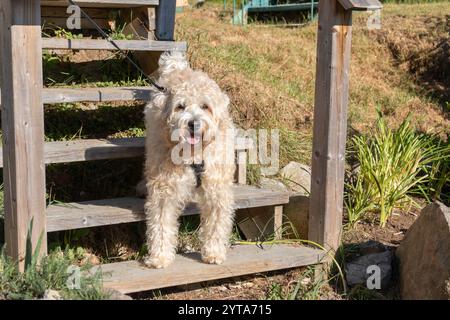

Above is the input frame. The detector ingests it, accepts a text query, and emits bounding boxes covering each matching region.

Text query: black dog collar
[191,161,205,188]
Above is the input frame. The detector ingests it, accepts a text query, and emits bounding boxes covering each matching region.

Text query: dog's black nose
[188,120,196,132]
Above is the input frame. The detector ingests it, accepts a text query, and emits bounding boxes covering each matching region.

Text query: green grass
[0,246,109,300]
[345,110,449,227]
[43,51,149,88]
[0,220,109,300]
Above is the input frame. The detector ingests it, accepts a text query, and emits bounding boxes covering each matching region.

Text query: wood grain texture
[0,137,252,168]
[308,0,352,250]
[46,185,290,232]
[236,149,247,185]
[155,0,176,40]
[274,205,283,240]
[42,38,186,51]
[338,0,382,11]
[41,0,159,8]
[0,138,144,168]
[42,86,153,103]
[0,0,47,268]
[42,6,109,18]
[93,244,325,293]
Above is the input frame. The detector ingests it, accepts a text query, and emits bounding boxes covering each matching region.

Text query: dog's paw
[143,254,174,269]
[201,247,227,265]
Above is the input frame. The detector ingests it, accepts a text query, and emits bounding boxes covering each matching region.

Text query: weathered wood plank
[274,205,283,240]
[41,0,159,8]
[308,0,352,250]
[155,0,176,40]
[43,86,153,103]
[42,38,186,51]
[0,138,144,168]
[0,0,47,268]
[44,138,145,164]
[236,149,247,185]
[46,185,290,232]
[338,0,382,11]
[42,6,109,18]
[94,244,325,293]
[0,136,252,168]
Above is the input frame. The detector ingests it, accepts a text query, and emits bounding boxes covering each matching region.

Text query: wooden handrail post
[308,0,352,251]
[155,0,177,41]
[0,0,46,270]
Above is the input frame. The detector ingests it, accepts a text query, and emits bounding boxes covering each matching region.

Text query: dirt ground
[126,203,422,300]
[38,2,448,300]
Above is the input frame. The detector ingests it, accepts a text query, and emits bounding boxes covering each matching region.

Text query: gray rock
[280,162,311,195]
[345,251,393,290]
[259,177,288,192]
[358,240,388,255]
[396,202,450,300]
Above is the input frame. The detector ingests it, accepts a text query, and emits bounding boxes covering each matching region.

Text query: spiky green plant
[345,111,449,227]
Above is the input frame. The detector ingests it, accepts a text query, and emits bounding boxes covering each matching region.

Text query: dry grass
[175,3,448,167]
[2,1,448,300]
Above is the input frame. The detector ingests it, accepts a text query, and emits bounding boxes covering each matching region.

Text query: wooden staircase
[0,0,326,294]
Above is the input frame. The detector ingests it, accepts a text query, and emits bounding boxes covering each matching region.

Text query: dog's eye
[176,104,186,111]
[201,104,210,111]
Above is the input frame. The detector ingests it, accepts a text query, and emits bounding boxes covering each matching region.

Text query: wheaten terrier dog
[142,52,236,269]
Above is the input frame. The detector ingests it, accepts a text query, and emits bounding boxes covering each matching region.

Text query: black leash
[67,0,166,92]
[69,1,206,187]
[191,161,205,188]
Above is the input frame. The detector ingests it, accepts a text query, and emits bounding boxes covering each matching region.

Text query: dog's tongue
[187,135,200,145]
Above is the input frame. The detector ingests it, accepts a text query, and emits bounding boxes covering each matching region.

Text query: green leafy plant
[54,28,83,40]
[108,23,135,40]
[345,111,449,227]
[0,220,109,300]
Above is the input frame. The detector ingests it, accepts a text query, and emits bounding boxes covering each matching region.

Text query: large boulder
[280,162,311,195]
[259,177,288,192]
[396,202,450,300]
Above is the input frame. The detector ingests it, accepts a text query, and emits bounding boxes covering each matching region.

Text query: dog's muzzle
[187,120,202,145]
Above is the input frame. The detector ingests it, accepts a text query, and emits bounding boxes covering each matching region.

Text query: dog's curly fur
[143,52,236,268]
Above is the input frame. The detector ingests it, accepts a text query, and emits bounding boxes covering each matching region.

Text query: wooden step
[0,136,250,168]
[42,38,186,51]
[46,185,290,232]
[93,244,325,293]
[43,87,153,104]
[41,0,159,8]
[0,138,145,168]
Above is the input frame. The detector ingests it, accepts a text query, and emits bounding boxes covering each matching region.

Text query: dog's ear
[221,92,230,110]
[145,92,168,113]
[158,51,190,77]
